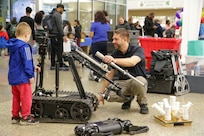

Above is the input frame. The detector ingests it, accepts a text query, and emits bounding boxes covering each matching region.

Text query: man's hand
[98,95,105,105]
[102,55,114,64]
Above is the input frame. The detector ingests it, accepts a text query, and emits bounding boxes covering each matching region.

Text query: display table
[80,37,92,54]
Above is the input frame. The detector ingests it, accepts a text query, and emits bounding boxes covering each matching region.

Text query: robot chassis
[31,34,145,123]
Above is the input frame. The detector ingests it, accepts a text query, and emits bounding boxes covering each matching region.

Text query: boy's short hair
[15,22,31,37]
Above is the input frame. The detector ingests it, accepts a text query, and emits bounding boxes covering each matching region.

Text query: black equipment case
[148,50,178,94]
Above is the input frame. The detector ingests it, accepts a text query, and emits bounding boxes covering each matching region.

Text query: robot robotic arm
[74,118,149,136]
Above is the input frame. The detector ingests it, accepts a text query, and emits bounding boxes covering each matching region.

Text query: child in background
[0,25,9,56]
[6,22,40,125]
[63,32,78,62]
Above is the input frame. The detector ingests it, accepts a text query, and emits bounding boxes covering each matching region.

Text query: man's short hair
[26,7,32,13]
[57,4,66,11]
[115,28,129,42]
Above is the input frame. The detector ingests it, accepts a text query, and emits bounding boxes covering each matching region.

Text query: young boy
[6,22,39,125]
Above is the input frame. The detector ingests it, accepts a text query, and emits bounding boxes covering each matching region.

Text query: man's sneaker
[140,104,149,114]
[11,117,21,124]
[20,116,39,125]
[121,96,134,110]
[50,66,55,70]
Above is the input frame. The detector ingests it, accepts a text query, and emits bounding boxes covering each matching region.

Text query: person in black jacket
[19,7,35,45]
[154,19,164,37]
[49,4,68,71]
[115,17,130,30]
[143,12,157,37]
[74,19,82,47]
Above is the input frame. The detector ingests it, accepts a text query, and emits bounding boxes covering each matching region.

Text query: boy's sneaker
[140,104,149,114]
[11,117,21,124]
[20,116,39,125]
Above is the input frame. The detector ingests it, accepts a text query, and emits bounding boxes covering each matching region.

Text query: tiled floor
[0,54,204,136]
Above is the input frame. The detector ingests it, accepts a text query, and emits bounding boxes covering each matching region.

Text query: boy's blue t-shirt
[90,22,111,44]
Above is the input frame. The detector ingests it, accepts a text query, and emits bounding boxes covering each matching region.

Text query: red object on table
[138,37,182,71]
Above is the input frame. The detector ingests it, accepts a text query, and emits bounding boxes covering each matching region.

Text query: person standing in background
[115,17,130,30]
[63,20,75,36]
[163,20,171,37]
[49,4,69,71]
[74,20,82,47]
[154,19,164,37]
[128,17,136,30]
[89,11,111,81]
[143,12,157,37]
[102,10,110,23]
[34,11,44,30]
[135,21,143,36]
[5,17,17,56]
[0,25,9,56]
[6,17,18,39]
[19,7,35,46]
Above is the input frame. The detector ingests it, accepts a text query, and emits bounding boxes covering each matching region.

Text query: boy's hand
[29,77,35,84]
[35,66,41,72]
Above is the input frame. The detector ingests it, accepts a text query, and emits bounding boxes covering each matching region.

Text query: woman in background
[89,11,111,81]
[63,20,75,36]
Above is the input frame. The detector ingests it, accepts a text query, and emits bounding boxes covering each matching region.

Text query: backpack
[8,24,17,38]
[0,37,7,49]
[150,50,179,79]
[43,14,54,32]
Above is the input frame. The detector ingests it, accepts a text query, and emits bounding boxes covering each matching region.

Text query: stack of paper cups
[182,105,189,120]
[157,101,164,110]
[163,98,170,108]
[170,96,176,110]
[152,103,165,115]
[165,106,172,121]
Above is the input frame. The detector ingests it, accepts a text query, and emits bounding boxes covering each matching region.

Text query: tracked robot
[31,32,104,123]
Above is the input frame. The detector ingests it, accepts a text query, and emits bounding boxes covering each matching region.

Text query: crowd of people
[0,3,178,126]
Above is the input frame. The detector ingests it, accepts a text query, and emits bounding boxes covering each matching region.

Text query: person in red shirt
[0,25,9,56]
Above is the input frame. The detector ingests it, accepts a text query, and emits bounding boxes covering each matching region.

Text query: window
[79,0,92,33]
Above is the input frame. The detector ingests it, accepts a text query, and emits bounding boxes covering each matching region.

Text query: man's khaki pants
[106,76,148,105]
